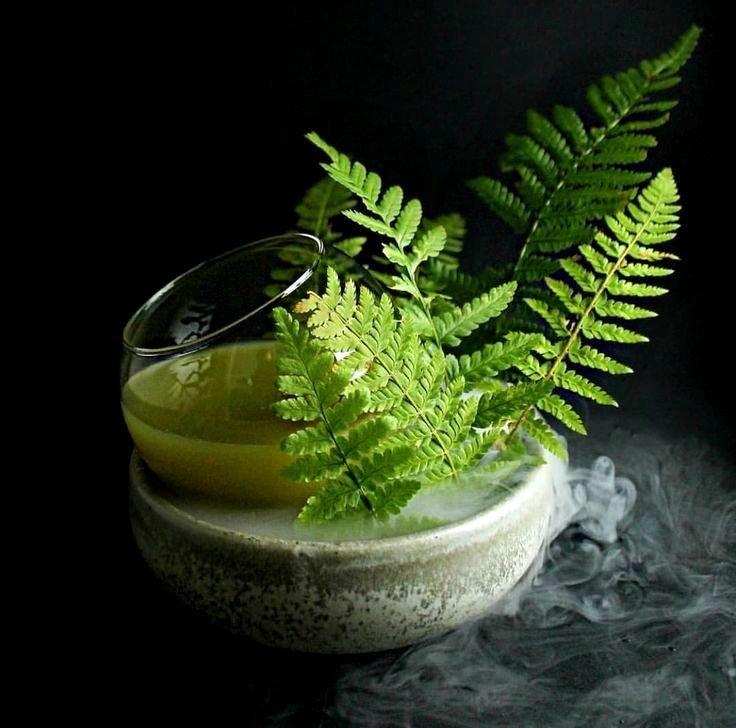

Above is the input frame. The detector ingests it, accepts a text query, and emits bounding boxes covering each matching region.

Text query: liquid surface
[123,341,320,506]
[164,463,545,542]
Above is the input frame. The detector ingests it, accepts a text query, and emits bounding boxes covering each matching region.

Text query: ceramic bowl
[129,451,559,653]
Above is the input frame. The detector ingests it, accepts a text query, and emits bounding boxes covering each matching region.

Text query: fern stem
[507,173,665,443]
[514,62,677,275]
[314,392,374,513]
[312,179,335,239]
[413,273,445,353]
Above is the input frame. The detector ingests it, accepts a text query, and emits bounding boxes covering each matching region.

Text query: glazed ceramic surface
[129,451,559,653]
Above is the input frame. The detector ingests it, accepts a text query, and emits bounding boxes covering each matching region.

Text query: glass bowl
[121,233,325,506]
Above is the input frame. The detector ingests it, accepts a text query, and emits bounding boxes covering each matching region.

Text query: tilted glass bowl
[121,233,325,506]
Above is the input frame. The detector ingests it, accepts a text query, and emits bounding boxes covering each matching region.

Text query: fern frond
[307,132,467,348]
[422,212,466,265]
[522,413,567,461]
[566,342,632,374]
[298,478,367,524]
[364,479,422,519]
[469,26,699,277]
[419,261,511,302]
[267,175,368,299]
[552,364,618,406]
[295,177,355,242]
[505,168,680,439]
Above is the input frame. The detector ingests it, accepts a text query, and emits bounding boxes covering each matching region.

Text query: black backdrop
[106,0,729,716]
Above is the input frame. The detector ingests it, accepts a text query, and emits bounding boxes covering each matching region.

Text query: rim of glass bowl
[123,233,324,357]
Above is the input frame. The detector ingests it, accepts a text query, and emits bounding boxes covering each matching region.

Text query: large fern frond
[505,168,680,439]
[468,25,698,278]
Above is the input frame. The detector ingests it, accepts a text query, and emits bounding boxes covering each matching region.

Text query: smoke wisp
[325,428,735,727]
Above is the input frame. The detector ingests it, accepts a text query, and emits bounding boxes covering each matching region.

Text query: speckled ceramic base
[129,452,558,653]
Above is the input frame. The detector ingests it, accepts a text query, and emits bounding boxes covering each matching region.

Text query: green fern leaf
[581,320,649,343]
[608,304,656,332]
[475,380,553,427]
[365,479,422,519]
[567,169,651,188]
[395,200,423,248]
[628,244,680,262]
[566,342,632,374]
[342,209,393,236]
[552,105,589,151]
[522,413,567,461]
[545,277,585,315]
[408,226,447,273]
[606,278,668,297]
[282,450,345,483]
[502,133,559,187]
[526,109,574,164]
[466,177,530,233]
[553,365,618,406]
[294,177,355,241]
[537,393,587,434]
[469,26,698,285]
[560,259,599,293]
[579,244,615,275]
[618,261,674,277]
[378,186,404,223]
[282,423,332,455]
[524,297,569,337]
[515,255,561,282]
[334,237,366,257]
[528,221,595,254]
[297,479,365,524]
[433,282,517,346]
[447,332,545,385]
[423,213,466,253]
[504,168,680,451]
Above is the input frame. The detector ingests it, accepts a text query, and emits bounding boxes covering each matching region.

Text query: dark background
[106,0,729,718]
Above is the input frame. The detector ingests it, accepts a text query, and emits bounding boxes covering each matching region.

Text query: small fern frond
[522,412,567,460]
[474,380,553,428]
[307,132,465,348]
[267,175,367,299]
[432,282,517,346]
[422,212,466,266]
[447,332,545,386]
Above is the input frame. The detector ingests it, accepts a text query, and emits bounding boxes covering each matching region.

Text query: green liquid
[122,341,320,506]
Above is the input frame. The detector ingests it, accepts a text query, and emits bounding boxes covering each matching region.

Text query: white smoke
[313,427,736,727]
